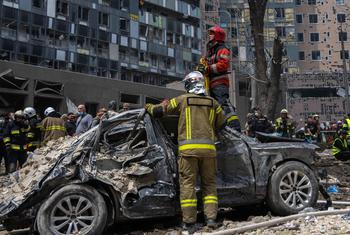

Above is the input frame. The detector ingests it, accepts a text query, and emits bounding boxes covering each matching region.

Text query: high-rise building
[295,0,350,73]
[0,0,201,86]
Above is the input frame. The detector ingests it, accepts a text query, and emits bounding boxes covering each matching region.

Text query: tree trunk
[266,37,284,121]
[248,0,268,112]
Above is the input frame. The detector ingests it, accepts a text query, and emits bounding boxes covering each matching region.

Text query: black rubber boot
[182,223,197,234]
[206,219,217,229]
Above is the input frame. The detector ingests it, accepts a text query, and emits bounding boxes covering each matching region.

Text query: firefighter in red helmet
[198,25,241,132]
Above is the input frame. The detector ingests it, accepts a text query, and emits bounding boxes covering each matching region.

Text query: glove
[197,64,208,75]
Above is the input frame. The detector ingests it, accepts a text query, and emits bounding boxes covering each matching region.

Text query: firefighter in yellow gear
[41,107,67,145]
[145,71,226,231]
[332,129,350,161]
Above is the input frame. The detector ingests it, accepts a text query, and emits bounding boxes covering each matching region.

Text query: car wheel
[37,184,107,235]
[267,161,318,215]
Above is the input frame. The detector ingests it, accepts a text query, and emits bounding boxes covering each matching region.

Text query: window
[295,0,301,5]
[299,51,305,60]
[336,0,345,4]
[308,0,316,4]
[309,14,318,23]
[337,13,346,23]
[340,50,349,59]
[339,32,347,41]
[296,14,303,23]
[310,33,319,42]
[311,50,321,60]
[297,33,304,42]
[275,8,285,19]
[276,27,286,37]
[120,0,129,11]
[32,0,43,8]
[56,0,68,16]
[78,6,89,21]
[120,17,129,32]
[98,12,109,26]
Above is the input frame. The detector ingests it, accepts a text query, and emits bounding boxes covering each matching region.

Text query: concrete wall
[0,61,183,114]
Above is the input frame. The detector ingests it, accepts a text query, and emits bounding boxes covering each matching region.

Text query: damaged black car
[0,109,320,234]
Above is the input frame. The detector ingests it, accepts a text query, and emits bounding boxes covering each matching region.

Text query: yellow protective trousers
[178,156,218,224]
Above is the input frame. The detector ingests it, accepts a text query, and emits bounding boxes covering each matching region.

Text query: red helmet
[208,25,226,42]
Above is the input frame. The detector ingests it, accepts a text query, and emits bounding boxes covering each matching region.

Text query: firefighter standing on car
[23,107,42,152]
[145,71,226,232]
[41,107,67,145]
[3,110,30,173]
[197,25,241,132]
[274,109,295,138]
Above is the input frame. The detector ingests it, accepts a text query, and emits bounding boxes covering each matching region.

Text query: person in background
[41,107,66,144]
[91,108,107,128]
[332,129,350,161]
[246,107,273,137]
[120,103,130,113]
[274,109,295,138]
[3,110,29,173]
[0,114,7,174]
[107,100,119,118]
[24,107,42,152]
[65,112,76,136]
[75,104,93,135]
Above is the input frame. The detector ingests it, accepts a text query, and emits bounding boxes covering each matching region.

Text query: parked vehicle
[0,109,320,235]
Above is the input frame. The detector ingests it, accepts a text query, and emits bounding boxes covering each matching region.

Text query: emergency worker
[145,71,226,232]
[246,108,273,137]
[344,113,350,137]
[198,25,241,132]
[23,107,42,151]
[107,100,119,117]
[0,115,7,172]
[332,129,350,161]
[41,107,66,144]
[304,114,320,143]
[3,110,29,173]
[274,109,295,138]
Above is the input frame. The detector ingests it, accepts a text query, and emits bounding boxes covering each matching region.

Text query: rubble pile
[0,136,78,216]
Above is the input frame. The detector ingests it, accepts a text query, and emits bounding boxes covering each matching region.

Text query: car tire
[267,161,318,215]
[37,184,107,235]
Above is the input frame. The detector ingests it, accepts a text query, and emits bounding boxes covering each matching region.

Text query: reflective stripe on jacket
[146,94,226,157]
[41,117,66,144]
[332,138,348,156]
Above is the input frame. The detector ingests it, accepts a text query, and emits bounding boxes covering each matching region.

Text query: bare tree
[248,0,284,120]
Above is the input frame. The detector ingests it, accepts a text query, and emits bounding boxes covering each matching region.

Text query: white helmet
[44,107,55,116]
[14,110,24,118]
[183,71,206,95]
[24,107,36,118]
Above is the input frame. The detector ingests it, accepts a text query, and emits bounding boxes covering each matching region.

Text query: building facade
[0,0,201,86]
[295,0,350,72]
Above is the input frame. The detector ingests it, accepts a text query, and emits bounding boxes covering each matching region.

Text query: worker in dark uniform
[0,115,7,173]
[3,110,29,173]
[274,109,295,138]
[332,129,350,161]
[198,25,241,132]
[246,108,273,137]
[23,107,42,152]
[145,71,226,233]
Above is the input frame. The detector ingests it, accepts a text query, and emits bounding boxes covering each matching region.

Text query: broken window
[32,0,43,8]
[56,0,69,16]
[311,50,321,60]
[337,13,346,23]
[339,32,347,41]
[120,17,129,32]
[310,33,319,42]
[78,6,89,21]
[340,50,349,59]
[99,12,109,26]
[120,0,129,11]
[309,14,318,23]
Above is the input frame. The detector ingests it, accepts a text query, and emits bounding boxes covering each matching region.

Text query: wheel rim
[50,195,96,235]
[279,170,313,209]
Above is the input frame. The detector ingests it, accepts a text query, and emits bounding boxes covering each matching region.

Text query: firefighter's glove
[197,64,208,75]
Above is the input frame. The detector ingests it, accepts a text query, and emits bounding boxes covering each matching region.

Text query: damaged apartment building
[0,0,201,114]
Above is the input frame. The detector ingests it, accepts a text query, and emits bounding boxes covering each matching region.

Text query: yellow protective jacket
[41,117,66,144]
[146,93,226,157]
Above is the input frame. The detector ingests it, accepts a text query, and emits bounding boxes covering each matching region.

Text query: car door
[216,129,256,206]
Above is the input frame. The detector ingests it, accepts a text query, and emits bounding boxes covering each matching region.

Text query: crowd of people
[0,102,130,175]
